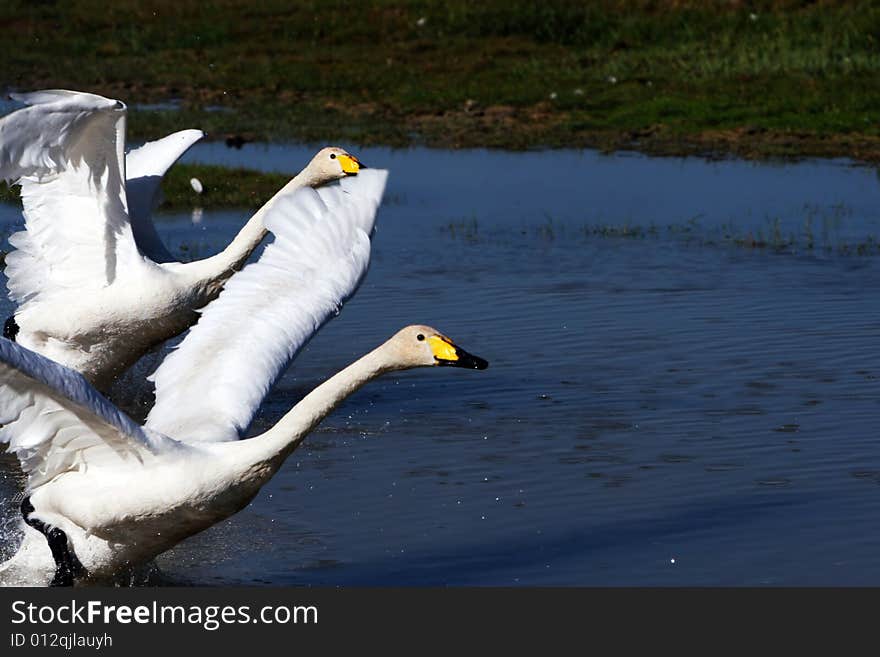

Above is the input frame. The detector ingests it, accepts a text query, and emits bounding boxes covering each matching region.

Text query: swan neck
[242,344,394,469]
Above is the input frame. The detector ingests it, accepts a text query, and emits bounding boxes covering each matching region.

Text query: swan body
[0,90,363,391]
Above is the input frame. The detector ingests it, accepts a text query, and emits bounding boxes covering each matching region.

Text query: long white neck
[179,167,329,289]
[231,343,399,474]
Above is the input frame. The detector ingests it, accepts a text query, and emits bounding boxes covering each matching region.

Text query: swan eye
[330,153,336,159]
[417,334,425,341]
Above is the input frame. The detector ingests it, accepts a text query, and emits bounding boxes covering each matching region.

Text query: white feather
[145,169,388,442]
[1,90,143,307]
[0,90,121,184]
[0,337,175,492]
[125,129,204,261]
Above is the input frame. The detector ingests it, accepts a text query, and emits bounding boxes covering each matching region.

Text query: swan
[0,323,486,586]
[0,89,364,391]
[0,166,488,586]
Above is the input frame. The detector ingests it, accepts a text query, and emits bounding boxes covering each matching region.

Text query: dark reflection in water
[1,148,880,585]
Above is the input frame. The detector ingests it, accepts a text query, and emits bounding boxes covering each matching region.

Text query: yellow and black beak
[337,153,364,175]
[429,335,488,370]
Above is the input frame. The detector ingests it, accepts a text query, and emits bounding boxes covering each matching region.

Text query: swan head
[305,146,364,184]
[387,325,489,370]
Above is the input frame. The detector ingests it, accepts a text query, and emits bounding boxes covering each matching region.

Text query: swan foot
[3,316,18,342]
[21,496,86,587]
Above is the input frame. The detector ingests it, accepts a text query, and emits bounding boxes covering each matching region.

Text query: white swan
[0,322,486,586]
[0,89,363,391]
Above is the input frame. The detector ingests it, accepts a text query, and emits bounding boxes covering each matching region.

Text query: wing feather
[0,337,176,491]
[145,169,388,443]
[125,129,204,262]
[0,90,120,183]
[0,90,143,309]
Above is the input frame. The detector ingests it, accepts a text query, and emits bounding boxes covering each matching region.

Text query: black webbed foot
[3,316,19,342]
[21,496,86,587]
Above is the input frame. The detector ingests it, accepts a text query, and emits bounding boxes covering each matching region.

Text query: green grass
[3,1,880,158]
[160,164,291,208]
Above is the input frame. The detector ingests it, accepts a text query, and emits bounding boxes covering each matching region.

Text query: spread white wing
[0,90,143,308]
[125,129,204,262]
[145,169,388,443]
[0,337,177,492]
[0,90,121,182]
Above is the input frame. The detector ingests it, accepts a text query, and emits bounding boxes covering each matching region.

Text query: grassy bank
[0,164,291,210]
[2,1,880,159]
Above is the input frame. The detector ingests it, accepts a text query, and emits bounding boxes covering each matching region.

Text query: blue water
[2,146,880,585]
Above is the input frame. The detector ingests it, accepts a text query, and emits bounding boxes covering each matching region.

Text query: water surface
[1,147,880,585]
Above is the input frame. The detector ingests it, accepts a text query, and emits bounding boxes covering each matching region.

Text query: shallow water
[2,147,880,585]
